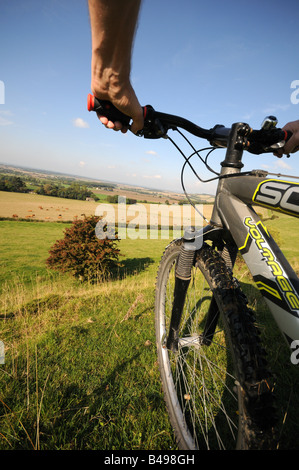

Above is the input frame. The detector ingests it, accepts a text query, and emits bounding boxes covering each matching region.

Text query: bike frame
[200,123,299,347]
[88,95,299,350]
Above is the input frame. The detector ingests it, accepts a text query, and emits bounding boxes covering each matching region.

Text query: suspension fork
[166,229,197,352]
[166,227,239,351]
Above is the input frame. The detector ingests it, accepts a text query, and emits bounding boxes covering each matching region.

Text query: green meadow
[0,212,299,450]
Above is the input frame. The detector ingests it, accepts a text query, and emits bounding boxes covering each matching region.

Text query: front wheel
[155,239,275,450]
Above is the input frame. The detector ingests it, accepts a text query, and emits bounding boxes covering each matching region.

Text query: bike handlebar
[87,94,292,155]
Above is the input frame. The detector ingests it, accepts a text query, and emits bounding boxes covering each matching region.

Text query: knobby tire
[155,239,276,450]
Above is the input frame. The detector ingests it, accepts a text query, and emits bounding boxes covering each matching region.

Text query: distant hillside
[0,163,215,205]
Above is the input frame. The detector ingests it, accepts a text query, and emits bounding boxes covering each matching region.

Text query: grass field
[0,209,299,449]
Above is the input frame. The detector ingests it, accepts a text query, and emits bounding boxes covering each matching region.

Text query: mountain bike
[88,95,299,450]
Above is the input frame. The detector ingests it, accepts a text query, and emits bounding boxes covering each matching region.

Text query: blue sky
[1,0,299,194]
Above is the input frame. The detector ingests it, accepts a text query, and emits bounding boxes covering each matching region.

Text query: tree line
[106,195,137,204]
[0,175,98,201]
[36,182,97,201]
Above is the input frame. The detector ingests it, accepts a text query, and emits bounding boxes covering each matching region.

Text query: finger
[98,115,116,129]
[273,150,283,157]
[113,121,123,131]
[130,113,144,134]
[98,114,126,132]
[98,115,108,126]
[283,136,297,155]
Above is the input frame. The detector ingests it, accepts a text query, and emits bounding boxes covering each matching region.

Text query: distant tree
[107,194,119,204]
[0,175,27,193]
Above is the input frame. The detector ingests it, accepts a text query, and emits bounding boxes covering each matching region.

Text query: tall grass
[0,215,299,449]
[1,272,180,449]
[0,221,177,450]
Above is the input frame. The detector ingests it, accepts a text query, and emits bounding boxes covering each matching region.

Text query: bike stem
[221,122,249,169]
[211,122,248,227]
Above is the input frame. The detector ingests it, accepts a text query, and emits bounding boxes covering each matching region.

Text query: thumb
[130,108,144,134]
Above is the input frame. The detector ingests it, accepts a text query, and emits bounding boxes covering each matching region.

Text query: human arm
[88,0,143,134]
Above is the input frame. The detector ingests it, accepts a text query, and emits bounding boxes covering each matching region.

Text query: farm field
[0,190,214,226]
[0,211,299,449]
[92,184,215,205]
[0,190,99,222]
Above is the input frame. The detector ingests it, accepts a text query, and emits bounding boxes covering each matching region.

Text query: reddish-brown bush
[46,216,121,281]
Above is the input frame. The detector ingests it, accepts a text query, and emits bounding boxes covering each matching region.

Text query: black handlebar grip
[87,94,131,126]
[247,128,293,155]
[284,130,293,142]
[273,129,293,143]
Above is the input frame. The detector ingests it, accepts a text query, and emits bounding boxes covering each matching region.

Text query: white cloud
[79,161,86,167]
[262,104,290,114]
[146,150,158,156]
[73,117,89,128]
[0,110,13,126]
[275,159,292,170]
[0,116,13,126]
[143,174,162,179]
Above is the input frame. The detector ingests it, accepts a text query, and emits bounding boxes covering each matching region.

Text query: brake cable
[166,130,221,224]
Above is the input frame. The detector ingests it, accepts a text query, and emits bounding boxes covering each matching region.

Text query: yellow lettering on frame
[249,228,260,240]
[262,247,274,261]
[268,261,283,276]
[244,217,255,228]
[256,237,265,250]
[277,276,292,292]
[286,292,299,310]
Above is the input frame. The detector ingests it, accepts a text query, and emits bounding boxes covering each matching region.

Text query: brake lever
[260,115,285,152]
[136,105,167,139]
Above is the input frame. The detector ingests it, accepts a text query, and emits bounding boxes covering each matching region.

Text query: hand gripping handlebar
[87,94,292,154]
[87,94,131,127]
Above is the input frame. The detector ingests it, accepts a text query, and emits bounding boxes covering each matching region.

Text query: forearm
[88,0,141,101]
